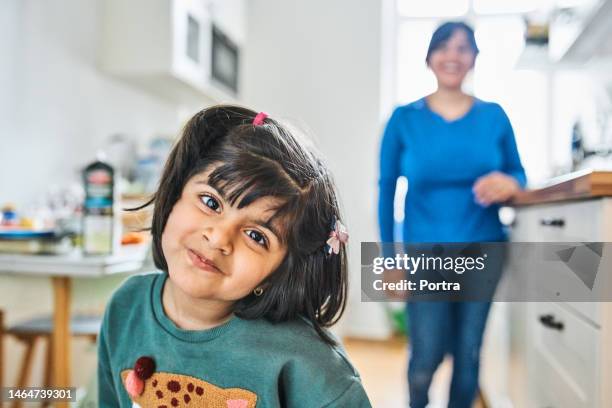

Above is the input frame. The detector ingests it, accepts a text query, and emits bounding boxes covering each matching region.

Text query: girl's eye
[200,195,221,213]
[246,229,267,248]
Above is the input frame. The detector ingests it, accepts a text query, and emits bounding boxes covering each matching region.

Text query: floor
[343,337,486,408]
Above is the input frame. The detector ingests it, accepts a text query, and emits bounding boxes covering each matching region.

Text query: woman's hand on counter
[472,171,521,206]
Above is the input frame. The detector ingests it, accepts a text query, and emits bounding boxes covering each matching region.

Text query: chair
[0,309,101,408]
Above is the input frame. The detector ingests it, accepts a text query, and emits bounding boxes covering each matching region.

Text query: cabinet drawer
[512,200,604,242]
[512,200,604,323]
[532,302,599,407]
[564,302,600,327]
[532,348,590,408]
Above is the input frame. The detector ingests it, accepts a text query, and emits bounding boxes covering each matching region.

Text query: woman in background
[378,21,526,408]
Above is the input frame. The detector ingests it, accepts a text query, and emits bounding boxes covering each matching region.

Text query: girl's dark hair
[133,105,347,345]
[426,21,479,64]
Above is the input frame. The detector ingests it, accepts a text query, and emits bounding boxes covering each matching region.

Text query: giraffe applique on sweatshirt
[120,362,257,408]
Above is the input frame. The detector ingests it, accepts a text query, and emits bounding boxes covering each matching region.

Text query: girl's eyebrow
[194,179,228,200]
[194,178,213,186]
[193,179,282,242]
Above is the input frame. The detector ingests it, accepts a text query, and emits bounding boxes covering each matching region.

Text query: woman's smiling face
[161,167,288,302]
[427,29,476,89]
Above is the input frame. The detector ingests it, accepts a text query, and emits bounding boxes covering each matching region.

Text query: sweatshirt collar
[151,272,241,343]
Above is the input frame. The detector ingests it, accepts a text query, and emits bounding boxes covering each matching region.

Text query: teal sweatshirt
[98,272,372,407]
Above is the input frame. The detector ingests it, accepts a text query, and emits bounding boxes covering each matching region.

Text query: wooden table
[512,169,612,205]
[0,246,148,408]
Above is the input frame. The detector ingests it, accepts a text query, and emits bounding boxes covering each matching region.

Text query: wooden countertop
[511,170,612,206]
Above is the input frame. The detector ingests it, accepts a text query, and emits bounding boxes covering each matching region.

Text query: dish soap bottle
[82,153,118,255]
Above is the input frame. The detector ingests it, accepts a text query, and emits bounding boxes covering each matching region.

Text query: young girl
[98,105,372,407]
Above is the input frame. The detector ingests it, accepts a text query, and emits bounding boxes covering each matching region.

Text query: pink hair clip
[253,112,269,126]
[326,218,349,255]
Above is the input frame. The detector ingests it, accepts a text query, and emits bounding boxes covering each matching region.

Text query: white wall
[0,0,181,207]
[0,0,181,389]
[550,68,611,173]
[243,0,392,338]
[0,1,19,156]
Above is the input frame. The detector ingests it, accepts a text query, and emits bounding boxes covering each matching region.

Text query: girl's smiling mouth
[187,248,224,274]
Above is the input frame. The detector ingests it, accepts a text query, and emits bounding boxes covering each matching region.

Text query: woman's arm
[473,106,527,206]
[499,107,527,188]
[378,108,403,242]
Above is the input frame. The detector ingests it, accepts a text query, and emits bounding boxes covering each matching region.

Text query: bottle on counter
[82,153,120,255]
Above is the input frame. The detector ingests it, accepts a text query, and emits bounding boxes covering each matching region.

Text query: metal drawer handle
[539,314,564,331]
[540,218,565,227]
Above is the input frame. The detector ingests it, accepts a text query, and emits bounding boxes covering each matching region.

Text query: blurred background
[1,0,612,406]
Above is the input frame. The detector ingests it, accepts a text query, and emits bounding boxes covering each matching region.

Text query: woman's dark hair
[426,21,479,64]
[133,105,347,345]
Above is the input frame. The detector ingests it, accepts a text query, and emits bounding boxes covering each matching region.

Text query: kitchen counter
[511,170,612,206]
[0,245,148,277]
[482,176,612,408]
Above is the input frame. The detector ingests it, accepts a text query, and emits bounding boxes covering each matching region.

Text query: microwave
[210,24,239,94]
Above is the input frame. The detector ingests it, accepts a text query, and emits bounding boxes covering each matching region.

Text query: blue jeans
[406,301,491,408]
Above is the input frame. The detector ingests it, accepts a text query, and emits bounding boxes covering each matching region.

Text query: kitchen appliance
[211,24,239,93]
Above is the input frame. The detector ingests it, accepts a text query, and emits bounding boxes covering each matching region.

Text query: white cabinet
[481,300,531,408]
[100,0,242,103]
[481,302,513,408]
[531,301,600,408]
[482,198,612,408]
[207,0,246,46]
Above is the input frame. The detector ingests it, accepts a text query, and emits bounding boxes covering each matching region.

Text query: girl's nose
[201,224,233,255]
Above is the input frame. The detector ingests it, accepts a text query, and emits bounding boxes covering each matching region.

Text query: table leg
[51,277,71,408]
[0,310,4,408]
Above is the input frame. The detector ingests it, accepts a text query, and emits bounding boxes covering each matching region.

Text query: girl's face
[427,29,475,90]
[161,168,288,303]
